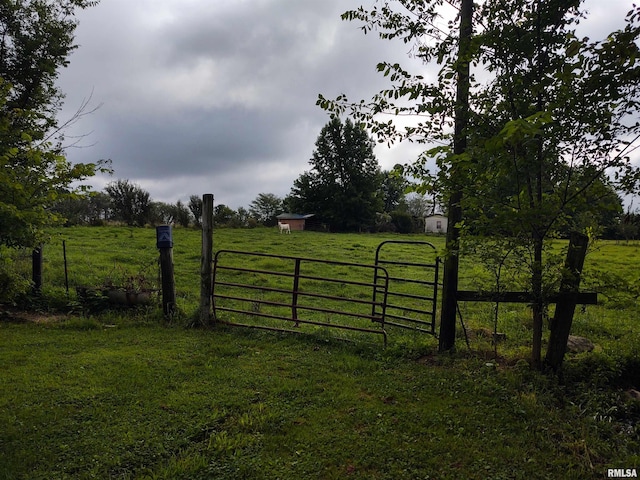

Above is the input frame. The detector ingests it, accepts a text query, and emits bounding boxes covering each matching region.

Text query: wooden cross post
[545,233,589,371]
[456,233,594,370]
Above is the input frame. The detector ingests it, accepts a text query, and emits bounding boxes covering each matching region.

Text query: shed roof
[277,213,315,220]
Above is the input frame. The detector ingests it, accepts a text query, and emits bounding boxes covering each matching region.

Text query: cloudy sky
[56,0,636,210]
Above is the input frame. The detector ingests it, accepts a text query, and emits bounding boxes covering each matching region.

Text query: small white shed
[425,214,447,234]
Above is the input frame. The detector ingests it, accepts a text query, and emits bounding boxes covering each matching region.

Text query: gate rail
[212,250,390,344]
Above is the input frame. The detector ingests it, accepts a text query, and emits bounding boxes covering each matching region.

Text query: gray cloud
[57,0,637,208]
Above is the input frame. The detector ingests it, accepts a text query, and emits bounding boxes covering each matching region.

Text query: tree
[105,179,152,227]
[318,0,471,345]
[188,195,203,227]
[0,0,105,249]
[380,169,407,213]
[466,0,639,367]
[174,200,191,227]
[390,210,414,233]
[560,179,623,239]
[149,200,190,227]
[319,1,640,367]
[234,206,250,228]
[288,117,383,232]
[150,202,174,225]
[51,195,92,226]
[616,209,640,242]
[248,193,283,226]
[400,192,437,233]
[405,193,435,218]
[52,191,112,225]
[87,192,112,224]
[214,204,236,227]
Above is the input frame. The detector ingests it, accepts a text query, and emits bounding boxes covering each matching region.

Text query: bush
[391,211,414,233]
[0,255,30,303]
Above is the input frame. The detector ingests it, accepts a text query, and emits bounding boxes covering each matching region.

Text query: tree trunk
[531,0,547,369]
[438,0,473,352]
[439,193,461,351]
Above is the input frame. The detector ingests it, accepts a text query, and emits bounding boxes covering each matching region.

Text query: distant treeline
[53,179,639,240]
[52,179,437,234]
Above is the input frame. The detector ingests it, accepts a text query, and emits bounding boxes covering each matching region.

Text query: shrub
[0,254,30,303]
[391,211,414,233]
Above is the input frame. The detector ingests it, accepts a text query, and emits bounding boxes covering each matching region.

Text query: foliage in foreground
[321,0,640,366]
[0,0,105,253]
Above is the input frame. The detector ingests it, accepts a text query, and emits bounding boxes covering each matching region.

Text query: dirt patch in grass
[0,306,68,324]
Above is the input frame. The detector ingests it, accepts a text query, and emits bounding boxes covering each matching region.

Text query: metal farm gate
[212,250,390,344]
[211,241,440,344]
[373,240,439,335]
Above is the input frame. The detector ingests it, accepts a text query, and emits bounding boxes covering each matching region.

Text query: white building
[425,214,447,234]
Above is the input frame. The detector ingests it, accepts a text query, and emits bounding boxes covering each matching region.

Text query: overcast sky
[56,0,637,210]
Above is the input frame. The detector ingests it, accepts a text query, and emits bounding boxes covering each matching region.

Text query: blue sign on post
[156,225,173,249]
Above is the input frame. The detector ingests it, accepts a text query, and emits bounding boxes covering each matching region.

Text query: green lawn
[1,227,639,479]
[1,321,638,480]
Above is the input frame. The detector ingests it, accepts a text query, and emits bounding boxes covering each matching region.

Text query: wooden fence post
[545,232,589,371]
[156,225,176,317]
[63,240,69,295]
[32,245,43,294]
[200,194,214,326]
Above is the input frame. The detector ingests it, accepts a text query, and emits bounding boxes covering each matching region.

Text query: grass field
[1,226,639,479]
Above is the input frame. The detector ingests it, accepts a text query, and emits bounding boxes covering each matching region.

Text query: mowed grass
[1,226,639,479]
[2,323,639,480]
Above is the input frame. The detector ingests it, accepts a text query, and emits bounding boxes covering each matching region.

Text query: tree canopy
[288,117,383,232]
[105,179,151,227]
[0,0,105,249]
[248,193,283,226]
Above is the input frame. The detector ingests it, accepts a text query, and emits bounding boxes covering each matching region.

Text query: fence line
[3,232,161,295]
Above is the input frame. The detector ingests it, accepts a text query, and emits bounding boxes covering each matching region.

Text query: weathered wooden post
[156,225,176,317]
[200,194,214,326]
[545,232,589,371]
[63,240,70,295]
[31,245,43,294]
